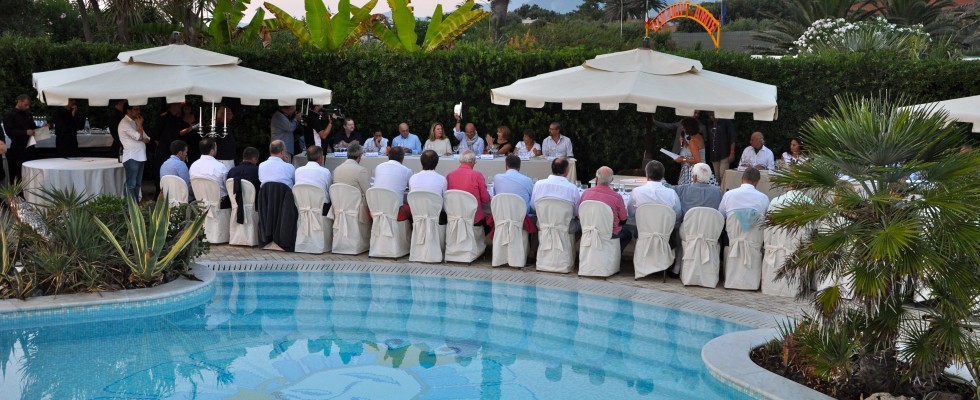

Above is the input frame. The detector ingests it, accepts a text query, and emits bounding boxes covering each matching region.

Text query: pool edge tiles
[204,260,789,330]
[0,264,215,328]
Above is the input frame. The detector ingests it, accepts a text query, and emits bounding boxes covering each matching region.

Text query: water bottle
[84,118,91,134]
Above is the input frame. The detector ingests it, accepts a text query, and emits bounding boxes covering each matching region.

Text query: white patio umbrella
[905,95,980,133]
[490,47,778,121]
[32,44,331,107]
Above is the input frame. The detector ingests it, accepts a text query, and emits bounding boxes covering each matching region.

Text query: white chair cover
[534,198,576,273]
[761,225,803,297]
[329,183,371,255]
[160,175,189,206]
[633,204,676,279]
[724,210,765,290]
[443,190,486,263]
[191,178,230,244]
[293,184,334,254]
[366,187,411,258]
[225,178,259,247]
[490,194,529,268]
[407,191,445,263]
[679,207,724,288]
[578,200,621,277]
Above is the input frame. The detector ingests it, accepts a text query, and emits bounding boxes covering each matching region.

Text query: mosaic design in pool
[0,271,752,399]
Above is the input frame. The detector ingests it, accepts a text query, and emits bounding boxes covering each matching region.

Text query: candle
[211,103,216,134]
[199,107,202,126]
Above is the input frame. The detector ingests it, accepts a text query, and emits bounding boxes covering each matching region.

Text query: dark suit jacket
[257,182,298,252]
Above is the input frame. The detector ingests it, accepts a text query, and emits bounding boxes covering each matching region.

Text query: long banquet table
[294,154,578,183]
[22,157,125,204]
[35,132,114,149]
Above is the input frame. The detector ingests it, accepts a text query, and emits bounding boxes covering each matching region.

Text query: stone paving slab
[202,244,811,320]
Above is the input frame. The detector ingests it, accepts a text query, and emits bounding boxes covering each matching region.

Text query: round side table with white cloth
[22,157,125,204]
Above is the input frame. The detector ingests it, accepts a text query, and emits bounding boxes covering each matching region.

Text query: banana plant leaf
[264,2,313,47]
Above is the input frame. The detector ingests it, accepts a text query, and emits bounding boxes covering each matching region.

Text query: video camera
[320,106,346,121]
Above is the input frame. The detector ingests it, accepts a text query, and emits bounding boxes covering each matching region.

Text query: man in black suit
[227,146,260,196]
[2,94,45,183]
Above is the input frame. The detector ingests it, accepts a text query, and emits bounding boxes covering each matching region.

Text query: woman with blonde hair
[424,122,452,156]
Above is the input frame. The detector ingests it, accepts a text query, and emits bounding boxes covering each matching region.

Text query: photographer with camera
[299,104,329,150]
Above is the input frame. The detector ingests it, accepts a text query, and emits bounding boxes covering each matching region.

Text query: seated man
[447,150,491,229]
[628,160,682,225]
[333,143,370,197]
[294,145,333,213]
[159,139,192,201]
[189,138,230,207]
[409,150,447,195]
[673,163,722,217]
[373,146,413,219]
[259,140,296,188]
[493,155,533,212]
[363,128,388,155]
[531,157,581,216]
[738,131,775,171]
[453,116,485,155]
[580,166,631,252]
[718,167,770,217]
[228,146,261,192]
[392,122,422,155]
[541,122,574,158]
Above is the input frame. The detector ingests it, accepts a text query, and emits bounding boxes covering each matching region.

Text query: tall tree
[490,0,508,42]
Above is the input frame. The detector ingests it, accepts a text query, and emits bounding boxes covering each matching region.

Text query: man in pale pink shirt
[580,166,631,252]
[446,150,491,230]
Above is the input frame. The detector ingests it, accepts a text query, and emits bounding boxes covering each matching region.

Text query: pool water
[0,271,752,399]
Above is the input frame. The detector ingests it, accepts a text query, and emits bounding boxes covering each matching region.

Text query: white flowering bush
[790,17,934,58]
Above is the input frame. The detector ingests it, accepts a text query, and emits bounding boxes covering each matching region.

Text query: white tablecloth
[22,158,125,204]
[720,169,784,199]
[588,174,648,189]
[35,133,114,149]
[294,154,578,184]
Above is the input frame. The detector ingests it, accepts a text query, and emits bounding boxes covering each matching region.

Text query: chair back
[633,204,676,279]
[329,183,370,254]
[443,189,485,262]
[293,184,331,254]
[161,175,188,205]
[366,187,411,258]
[578,200,620,277]
[490,193,529,267]
[191,177,230,244]
[678,207,724,288]
[723,209,765,290]
[762,225,802,297]
[225,178,259,246]
[534,198,576,273]
[407,190,445,263]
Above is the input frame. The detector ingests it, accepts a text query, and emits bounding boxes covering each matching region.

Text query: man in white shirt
[541,122,574,158]
[259,140,296,188]
[409,150,447,195]
[718,167,770,217]
[294,145,333,205]
[189,138,230,202]
[119,105,150,201]
[738,132,775,171]
[373,146,414,206]
[628,160,682,225]
[531,157,580,216]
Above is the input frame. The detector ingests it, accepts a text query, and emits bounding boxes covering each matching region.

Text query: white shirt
[531,175,581,216]
[118,115,146,162]
[719,183,770,217]
[364,137,388,155]
[514,141,541,158]
[409,170,448,196]
[767,190,810,213]
[541,135,573,158]
[258,156,296,188]
[739,145,775,170]
[295,161,333,203]
[373,160,413,205]
[189,155,229,197]
[628,180,682,223]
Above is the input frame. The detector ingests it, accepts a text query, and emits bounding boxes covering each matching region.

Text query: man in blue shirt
[392,122,422,155]
[493,155,534,212]
[159,139,193,200]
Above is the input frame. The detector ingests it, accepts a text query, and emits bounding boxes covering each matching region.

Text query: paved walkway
[202,244,811,321]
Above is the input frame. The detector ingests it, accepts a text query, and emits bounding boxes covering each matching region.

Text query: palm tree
[490,0,507,42]
[603,0,665,21]
[870,0,958,35]
[770,95,980,394]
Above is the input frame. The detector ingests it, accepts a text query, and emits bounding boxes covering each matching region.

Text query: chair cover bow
[413,214,437,244]
[334,208,360,238]
[637,231,671,258]
[299,206,322,236]
[372,211,396,238]
[447,215,474,244]
[581,224,602,248]
[494,218,523,246]
[201,199,219,224]
[683,233,718,264]
[538,222,569,251]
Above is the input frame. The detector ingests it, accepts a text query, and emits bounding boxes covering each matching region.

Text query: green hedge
[2,35,978,182]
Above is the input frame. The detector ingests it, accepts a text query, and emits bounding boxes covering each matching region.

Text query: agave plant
[94,194,207,287]
[770,94,980,394]
[0,210,33,300]
[263,0,380,51]
[373,0,489,52]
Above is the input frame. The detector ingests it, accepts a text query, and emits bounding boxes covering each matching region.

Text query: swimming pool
[0,271,753,399]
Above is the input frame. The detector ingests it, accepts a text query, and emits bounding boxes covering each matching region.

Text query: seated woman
[363,129,389,155]
[781,137,807,168]
[485,125,514,155]
[513,129,542,158]
[423,122,453,156]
